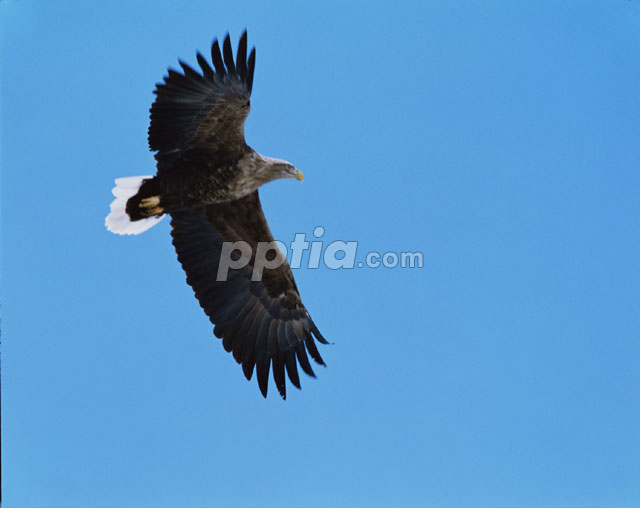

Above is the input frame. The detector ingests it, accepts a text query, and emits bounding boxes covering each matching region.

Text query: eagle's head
[233,152,304,198]
[260,155,304,183]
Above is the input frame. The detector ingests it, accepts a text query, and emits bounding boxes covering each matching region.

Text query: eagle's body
[127,151,299,218]
[106,32,327,399]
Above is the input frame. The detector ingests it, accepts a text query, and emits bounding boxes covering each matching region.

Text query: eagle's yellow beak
[294,169,304,182]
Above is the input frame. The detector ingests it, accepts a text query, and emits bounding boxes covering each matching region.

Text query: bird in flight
[105,31,328,399]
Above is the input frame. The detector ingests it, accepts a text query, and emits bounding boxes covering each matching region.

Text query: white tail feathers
[105,176,166,235]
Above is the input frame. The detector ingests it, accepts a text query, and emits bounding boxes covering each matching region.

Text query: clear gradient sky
[2,1,640,507]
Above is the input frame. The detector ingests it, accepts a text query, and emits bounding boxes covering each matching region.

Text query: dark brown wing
[148,31,256,170]
[169,191,328,399]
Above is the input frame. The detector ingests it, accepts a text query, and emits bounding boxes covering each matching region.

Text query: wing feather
[231,299,262,362]
[178,59,202,81]
[256,344,270,398]
[248,312,271,382]
[285,350,301,390]
[222,33,237,77]
[272,352,286,399]
[240,309,267,380]
[196,51,214,79]
[246,48,256,93]
[304,332,326,366]
[277,320,289,352]
[210,40,226,76]
[295,342,315,378]
[236,31,248,82]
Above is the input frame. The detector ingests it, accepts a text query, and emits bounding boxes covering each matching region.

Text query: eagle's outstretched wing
[148,31,256,167]
[170,191,328,399]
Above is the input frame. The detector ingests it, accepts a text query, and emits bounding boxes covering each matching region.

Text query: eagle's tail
[105,176,166,235]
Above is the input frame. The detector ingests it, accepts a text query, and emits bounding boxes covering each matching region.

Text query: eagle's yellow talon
[140,196,160,208]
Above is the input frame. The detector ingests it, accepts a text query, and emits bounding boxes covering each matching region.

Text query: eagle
[105,31,328,399]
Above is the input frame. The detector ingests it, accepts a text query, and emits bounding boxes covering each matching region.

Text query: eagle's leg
[139,196,164,216]
[125,178,166,220]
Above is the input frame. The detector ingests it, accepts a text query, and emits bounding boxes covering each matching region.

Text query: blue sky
[2,1,640,507]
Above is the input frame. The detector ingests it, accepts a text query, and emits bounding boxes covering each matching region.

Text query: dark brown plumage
[106,31,328,399]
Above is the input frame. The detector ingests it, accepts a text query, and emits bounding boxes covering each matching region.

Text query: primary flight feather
[106,31,328,399]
